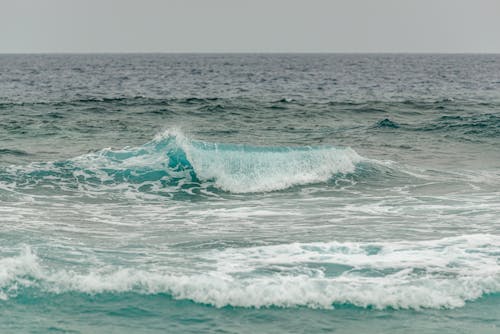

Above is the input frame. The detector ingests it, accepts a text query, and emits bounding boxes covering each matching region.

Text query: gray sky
[1,0,499,53]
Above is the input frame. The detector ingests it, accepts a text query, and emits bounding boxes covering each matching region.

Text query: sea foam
[169,129,363,193]
[1,235,499,310]
[1,129,365,194]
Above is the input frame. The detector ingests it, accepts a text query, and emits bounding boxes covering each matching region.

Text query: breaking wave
[0,129,364,194]
[1,234,499,310]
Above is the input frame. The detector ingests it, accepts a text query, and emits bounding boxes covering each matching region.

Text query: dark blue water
[1,54,499,333]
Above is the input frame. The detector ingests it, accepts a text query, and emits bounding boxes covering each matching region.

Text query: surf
[0,129,365,194]
[1,234,499,310]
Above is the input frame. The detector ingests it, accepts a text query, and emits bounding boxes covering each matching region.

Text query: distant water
[1,54,499,333]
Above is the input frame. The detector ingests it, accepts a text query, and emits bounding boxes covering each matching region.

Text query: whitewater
[1,54,500,333]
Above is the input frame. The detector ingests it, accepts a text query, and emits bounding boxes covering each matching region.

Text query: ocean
[0,54,499,333]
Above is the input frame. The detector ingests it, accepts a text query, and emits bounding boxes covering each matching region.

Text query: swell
[0,96,219,108]
[0,129,364,194]
[1,96,497,110]
[3,97,500,140]
[1,234,499,310]
[0,148,30,156]
[415,113,500,137]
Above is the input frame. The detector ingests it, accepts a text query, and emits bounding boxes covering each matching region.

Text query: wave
[0,129,363,194]
[416,113,500,137]
[0,149,30,156]
[1,234,499,309]
[373,118,400,129]
[0,96,219,108]
[2,95,497,109]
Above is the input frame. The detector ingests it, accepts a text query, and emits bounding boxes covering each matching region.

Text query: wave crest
[169,130,362,192]
[1,129,364,194]
[1,235,499,309]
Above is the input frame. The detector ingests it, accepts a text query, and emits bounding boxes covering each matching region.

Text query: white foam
[0,246,41,297]
[1,128,366,196]
[164,129,364,193]
[1,235,499,310]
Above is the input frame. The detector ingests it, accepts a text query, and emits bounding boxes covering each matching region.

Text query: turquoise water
[0,54,499,333]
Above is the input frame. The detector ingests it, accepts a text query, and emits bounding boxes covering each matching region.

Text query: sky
[1,0,499,53]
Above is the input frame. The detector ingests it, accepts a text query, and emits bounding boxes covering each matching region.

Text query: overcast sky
[1,0,499,53]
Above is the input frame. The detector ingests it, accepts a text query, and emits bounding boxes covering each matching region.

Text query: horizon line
[1,51,500,56]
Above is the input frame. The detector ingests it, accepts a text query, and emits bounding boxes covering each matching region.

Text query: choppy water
[1,54,499,333]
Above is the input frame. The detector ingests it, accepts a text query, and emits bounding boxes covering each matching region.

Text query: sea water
[0,54,499,333]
